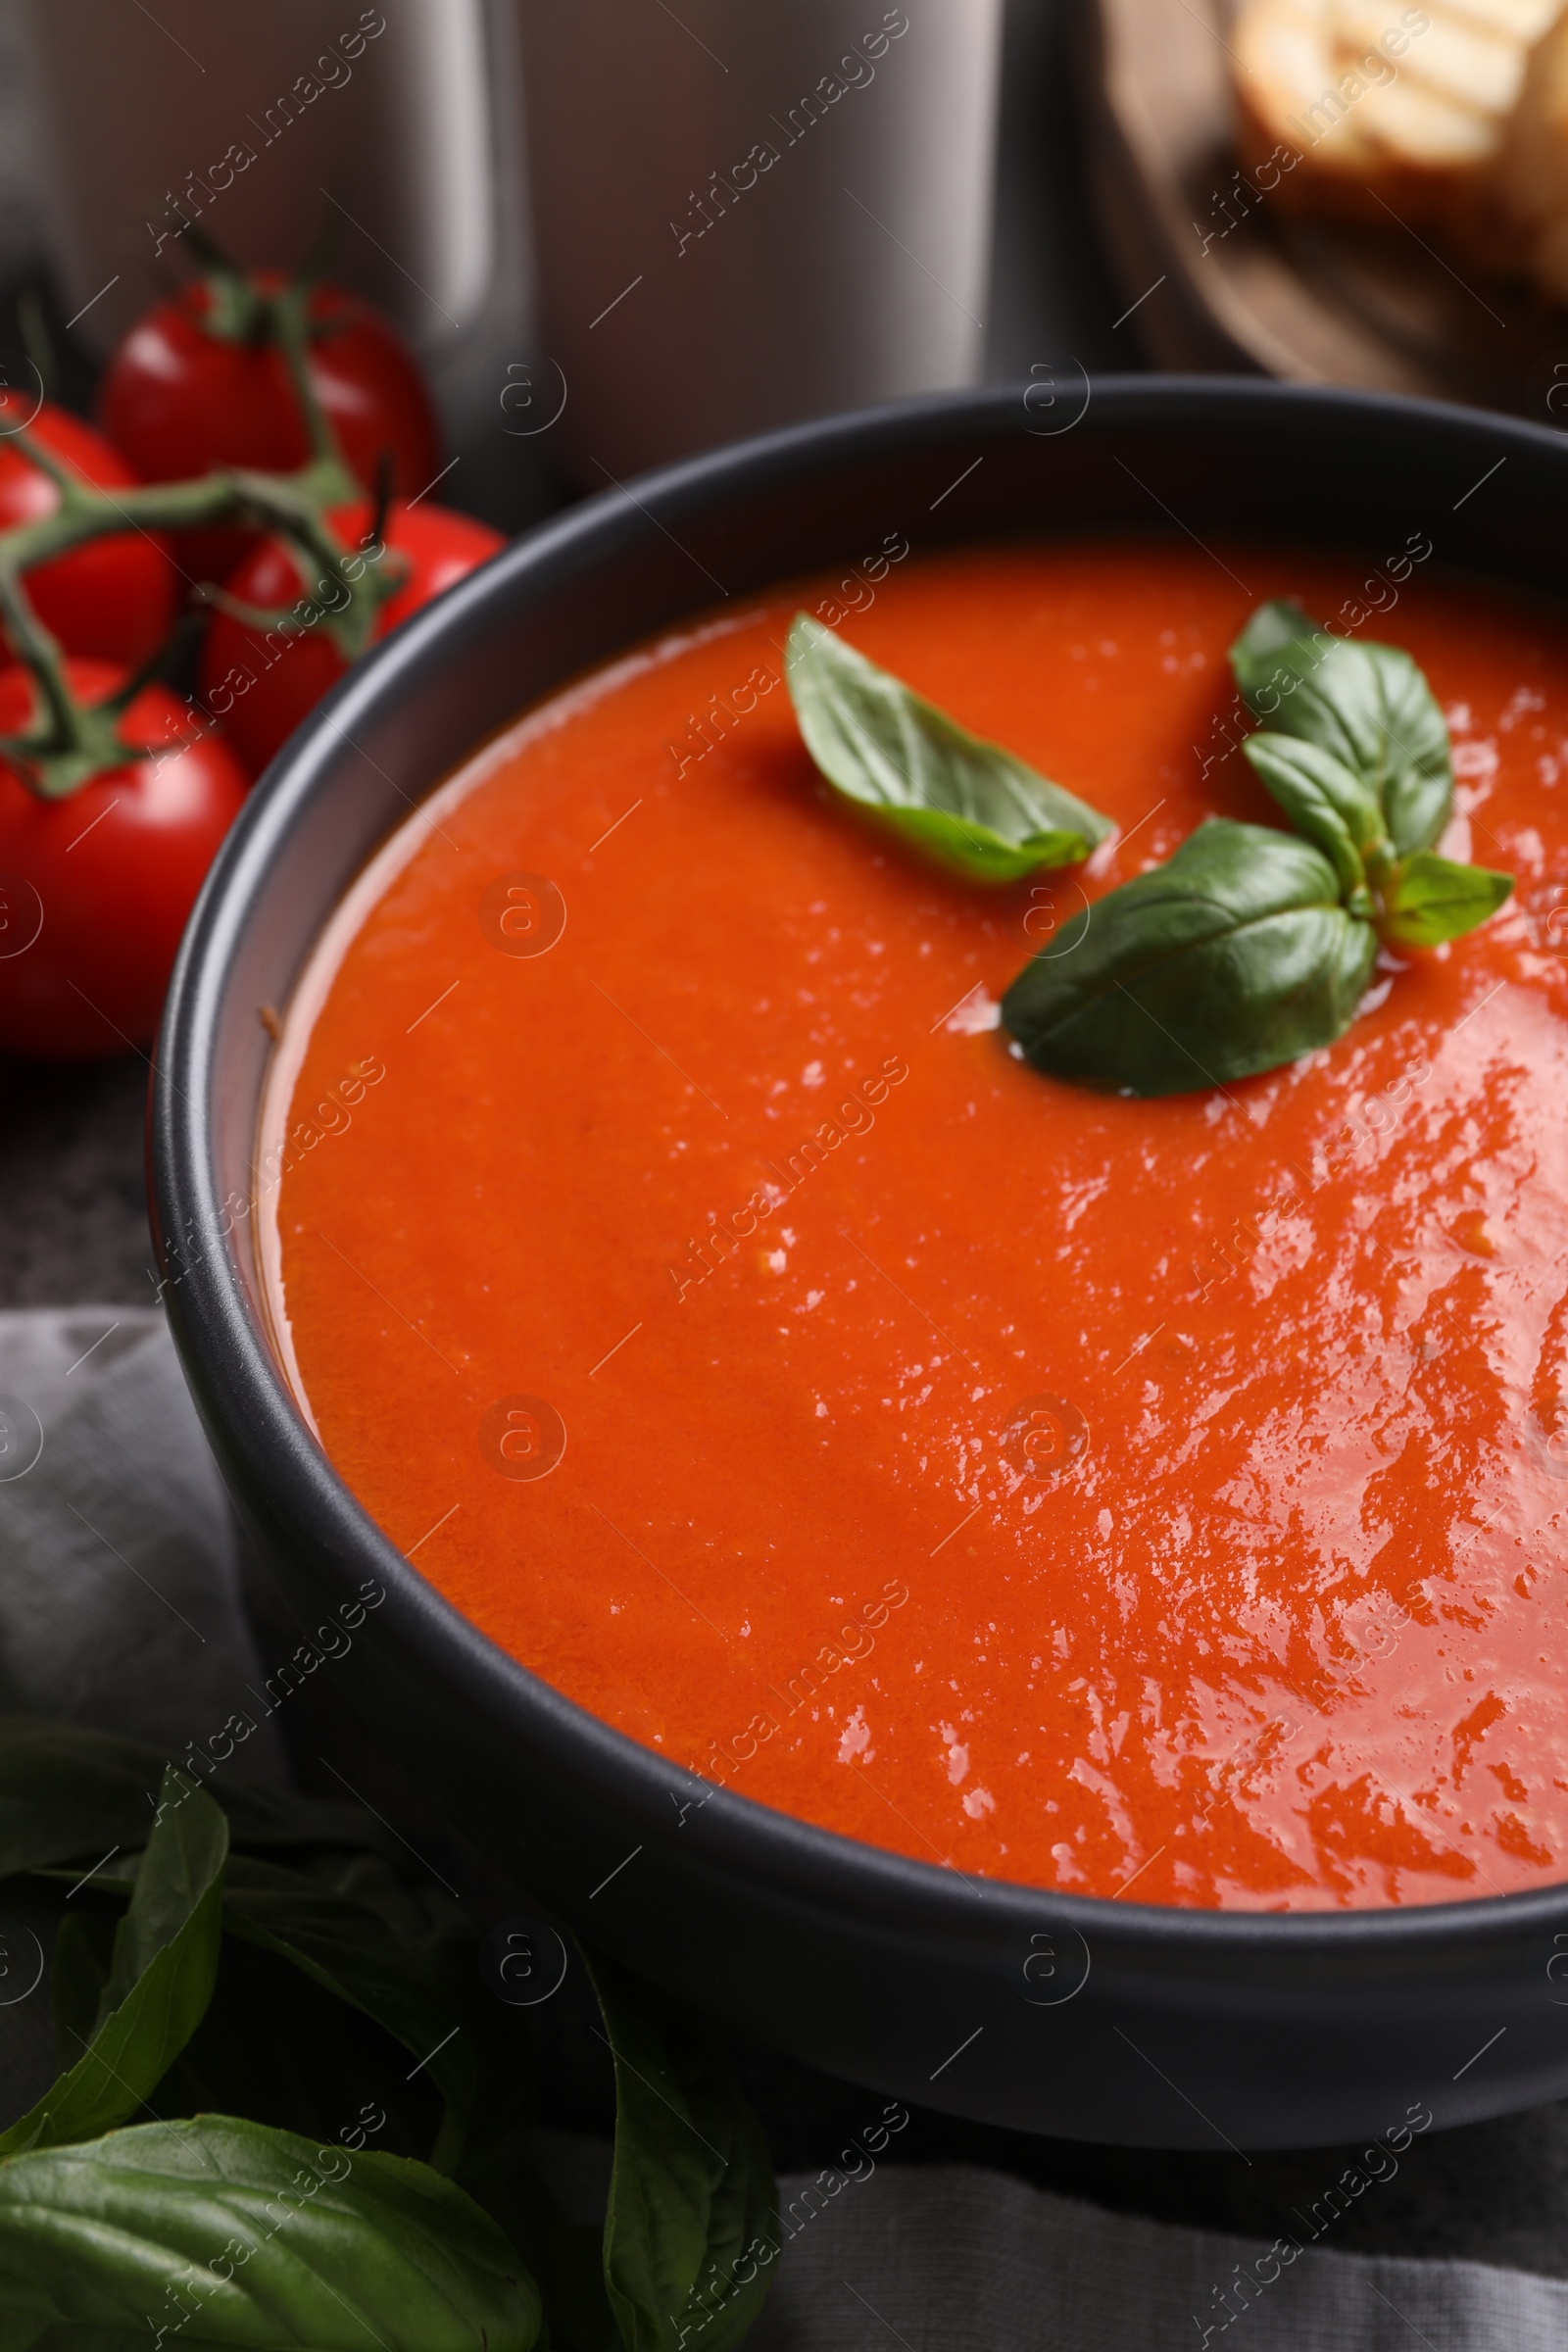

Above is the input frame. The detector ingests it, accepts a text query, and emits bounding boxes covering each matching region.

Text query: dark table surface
[6,0,1568,2278]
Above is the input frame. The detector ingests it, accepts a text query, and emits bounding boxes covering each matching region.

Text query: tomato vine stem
[0,273,392,798]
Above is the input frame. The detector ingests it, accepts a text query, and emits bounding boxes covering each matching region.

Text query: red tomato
[198,499,504,777]
[99,276,441,581]
[0,406,177,664]
[0,659,248,1059]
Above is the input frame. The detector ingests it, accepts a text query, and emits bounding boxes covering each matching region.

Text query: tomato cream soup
[260,540,1568,1911]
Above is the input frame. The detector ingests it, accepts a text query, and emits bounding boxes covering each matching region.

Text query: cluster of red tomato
[0,271,503,1059]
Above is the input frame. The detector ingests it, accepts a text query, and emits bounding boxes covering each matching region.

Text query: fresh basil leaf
[218,1853,476,2171]
[0,2116,540,2350]
[1230,601,1452,858]
[1382,850,1513,948]
[1001,817,1379,1096]
[0,1773,226,2157]
[0,1720,383,1882]
[1230,597,1310,665]
[584,1952,777,2352]
[1241,732,1383,910]
[787,612,1111,880]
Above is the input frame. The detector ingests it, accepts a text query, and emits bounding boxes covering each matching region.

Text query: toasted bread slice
[1337,0,1533,114]
[1234,0,1550,232]
[1437,0,1560,38]
[1235,0,1396,216]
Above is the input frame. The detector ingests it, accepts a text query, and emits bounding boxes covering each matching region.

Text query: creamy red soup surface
[259,538,1568,1912]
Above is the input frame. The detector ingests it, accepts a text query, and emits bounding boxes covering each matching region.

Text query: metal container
[18,0,496,363]
[515,0,1004,476]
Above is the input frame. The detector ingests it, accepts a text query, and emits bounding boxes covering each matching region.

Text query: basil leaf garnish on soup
[1240,733,1384,913]
[1382,849,1515,949]
[1003,603,1512,1097]
[1229,598,1453,858]
[1001,818,1380,1096]
[786,612,1111,881]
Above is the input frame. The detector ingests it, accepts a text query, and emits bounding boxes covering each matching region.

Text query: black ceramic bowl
[152,378,1568,2151]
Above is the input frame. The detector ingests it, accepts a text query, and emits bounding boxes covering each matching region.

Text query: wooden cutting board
[1085,0,1568,417]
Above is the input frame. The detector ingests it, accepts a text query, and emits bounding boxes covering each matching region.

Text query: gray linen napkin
[0,1307,285,1772]
[3,1305,1567,2349]
[749,2161,1568,2349]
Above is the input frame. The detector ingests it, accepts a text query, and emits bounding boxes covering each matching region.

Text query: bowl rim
[153,371,1568,1963]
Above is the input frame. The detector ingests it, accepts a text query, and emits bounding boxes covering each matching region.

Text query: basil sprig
[1234,602,1511,947]
[787,612,1111,880]
[1230,599,1453,859]
[0,1723,777,2352]
[1004,602,1513,1096]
